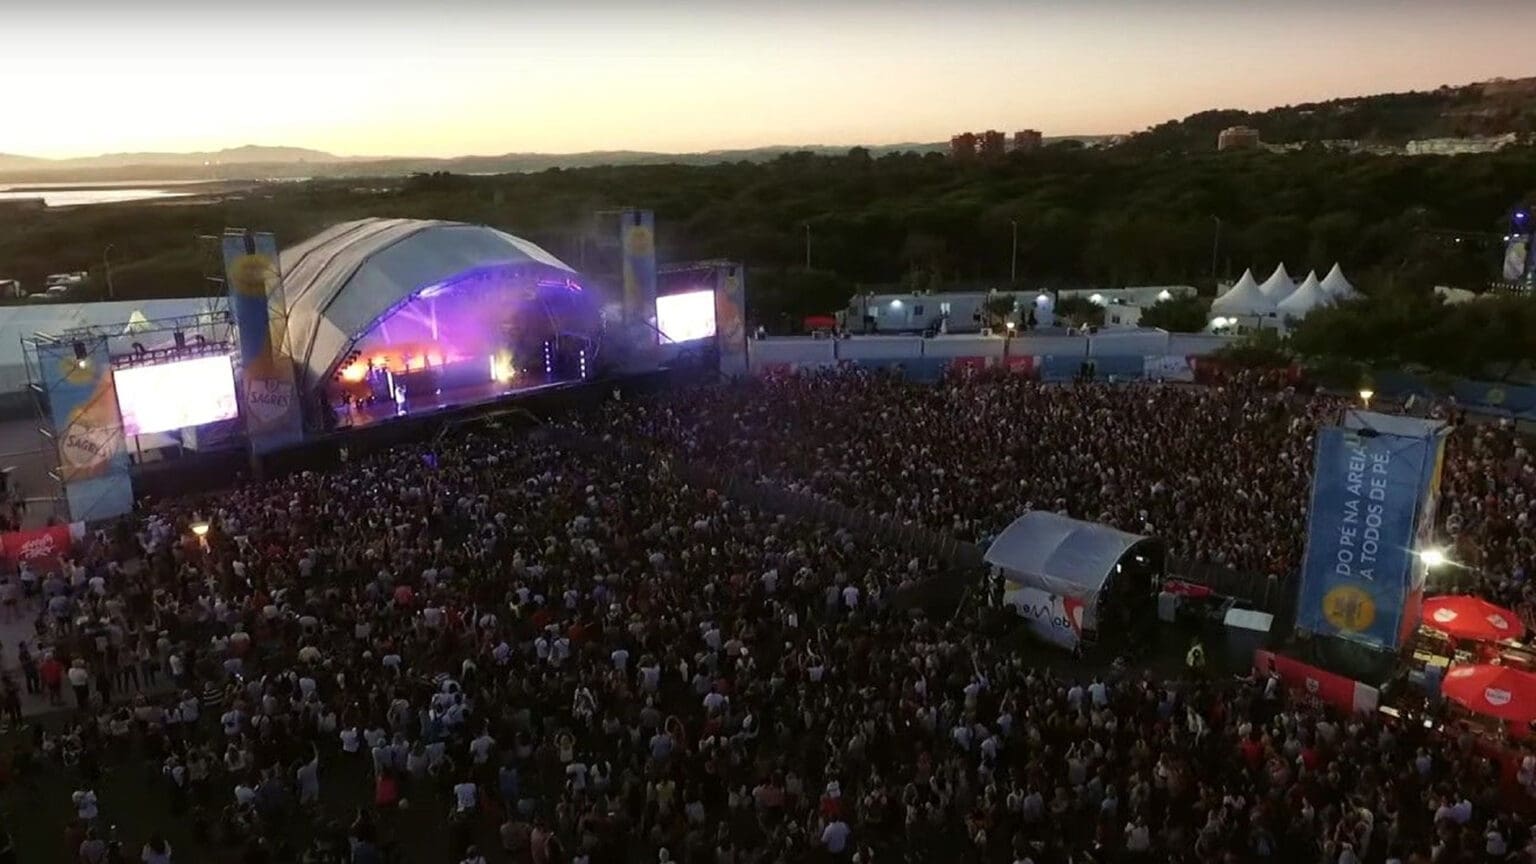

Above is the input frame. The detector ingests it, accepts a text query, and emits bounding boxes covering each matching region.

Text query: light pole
[804,223,812,270]
[102,244,116,300]
[1209,216,1222,281]
[1010,219,1019,285]
[1359,388,1374,410]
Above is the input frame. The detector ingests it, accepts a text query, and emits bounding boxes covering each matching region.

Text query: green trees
[982,295,1017,329]
[1,145,1533,334]
[1054,296,1104,329]
[1139,294,1211,332]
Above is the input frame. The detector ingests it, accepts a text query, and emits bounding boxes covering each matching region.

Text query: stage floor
[332,376,582,430]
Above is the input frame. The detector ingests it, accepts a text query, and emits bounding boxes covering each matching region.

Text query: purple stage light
[330,262,600,397]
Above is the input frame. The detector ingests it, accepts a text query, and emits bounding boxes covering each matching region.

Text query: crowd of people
[605,369,1536,602]
[1,370,1535,864]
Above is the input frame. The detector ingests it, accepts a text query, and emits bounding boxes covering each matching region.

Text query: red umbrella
[1422,595,1523,643]
[1442,664,1536,723]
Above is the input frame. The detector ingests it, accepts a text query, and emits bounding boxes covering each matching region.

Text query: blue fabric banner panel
[35,338,134,522]
[1296,426,1431,649]
[620,210,658,325]
[223,232,305,454]
[1092,355,1145,380]
[1040,354,1082,382]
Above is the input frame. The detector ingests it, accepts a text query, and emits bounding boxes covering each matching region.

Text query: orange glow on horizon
[0,6,1529,160]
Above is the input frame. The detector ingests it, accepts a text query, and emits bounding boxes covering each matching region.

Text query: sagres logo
[246,376,295,430]
[18,533,57,561]
[228,254,279,300]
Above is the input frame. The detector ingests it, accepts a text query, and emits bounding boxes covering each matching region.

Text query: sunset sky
[4,0,1534,159]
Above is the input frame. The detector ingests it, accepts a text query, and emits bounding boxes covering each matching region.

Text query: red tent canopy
[1443,664,1536,723]
[1422,595,1523,643]
[804,315,838,331]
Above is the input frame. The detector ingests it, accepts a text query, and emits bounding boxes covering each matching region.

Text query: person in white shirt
[72,787,98,821]
[234,781,257,806]
[469,730,496,765]
[821,818,851,855]
[1088,677,1108,708]
[453,779,478,813]
[1125,816,1151,852]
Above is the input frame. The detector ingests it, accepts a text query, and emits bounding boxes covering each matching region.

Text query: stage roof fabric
[984,511,1148,604]
[279,217,577,392]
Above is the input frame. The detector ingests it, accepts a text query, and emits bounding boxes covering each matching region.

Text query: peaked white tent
[1257,263,1296,302]
[1277,271,1330,319]
[121,309,153,336]
[1210,269,1274,316]
[1320,263,1359,301]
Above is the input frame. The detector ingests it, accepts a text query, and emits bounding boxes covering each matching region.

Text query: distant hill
[0,145,352,174]
[1126,76,1536,153]
[0,139,1112,184]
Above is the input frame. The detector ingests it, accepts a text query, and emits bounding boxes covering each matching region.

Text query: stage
[330,374,583,431]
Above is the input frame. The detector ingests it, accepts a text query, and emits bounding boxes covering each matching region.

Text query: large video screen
[655,289,717,344]
[114,355,239,436]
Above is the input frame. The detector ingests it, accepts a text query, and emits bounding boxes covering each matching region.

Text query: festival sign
[620,210,658,326]
[1003,585,1086,649]
[0,524,73,574]
[38,338,123,483]
[1296,423,1439,649]
[1144,354,1196,382]
[715,264,748,376]
[222,231,304,453]
[36,337,134,521]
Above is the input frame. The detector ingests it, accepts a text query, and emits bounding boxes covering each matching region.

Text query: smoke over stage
[315,263,602,431]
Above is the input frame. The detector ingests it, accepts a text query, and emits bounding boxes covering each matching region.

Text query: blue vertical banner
[715,262,748,376]
[36,336,133,521]
[1402,426,1449,645]
[1296,416,1447,649]
[222,231,304,454]
[620,209,657,327]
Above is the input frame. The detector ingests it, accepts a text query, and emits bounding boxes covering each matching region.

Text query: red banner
[1253,649,1379,714]
[1004,355,1037,377]
[1,524,73,574]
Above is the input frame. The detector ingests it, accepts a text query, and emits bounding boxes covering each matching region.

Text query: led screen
[114,355,239,436]
[655,289,717,344]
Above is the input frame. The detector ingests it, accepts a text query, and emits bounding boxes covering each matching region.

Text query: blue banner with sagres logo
[222,231,304,454]
[36,335,133,521]
[1296,416,1446,649]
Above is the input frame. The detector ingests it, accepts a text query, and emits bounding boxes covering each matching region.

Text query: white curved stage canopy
[278,218,587,394]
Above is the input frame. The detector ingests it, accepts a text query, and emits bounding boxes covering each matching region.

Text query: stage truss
[21,301,236,503]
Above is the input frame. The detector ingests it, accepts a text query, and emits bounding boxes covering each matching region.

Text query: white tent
[121,309,153,336]
[1210,269,1274,316]
[984,511,1148,608]
[1277,271,1330,319]
[1257,263,1296,302]
[1320,263,1359,301]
